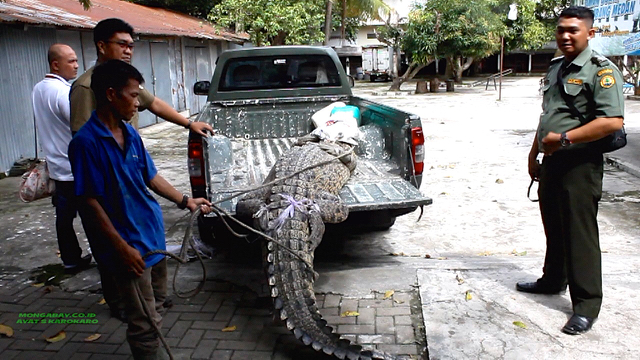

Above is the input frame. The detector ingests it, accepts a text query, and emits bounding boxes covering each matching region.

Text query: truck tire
[370,75,377,82]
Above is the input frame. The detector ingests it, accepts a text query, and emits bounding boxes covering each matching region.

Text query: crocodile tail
[265,216,398,360]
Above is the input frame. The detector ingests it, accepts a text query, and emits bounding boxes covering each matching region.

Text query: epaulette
[590,52,610,66]
[550,55,564,64]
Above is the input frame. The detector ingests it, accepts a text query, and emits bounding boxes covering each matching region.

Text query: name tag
[567,78,583,85]
[597,68,613,77]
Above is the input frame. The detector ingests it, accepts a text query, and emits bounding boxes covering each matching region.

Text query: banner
[586,0,640,55]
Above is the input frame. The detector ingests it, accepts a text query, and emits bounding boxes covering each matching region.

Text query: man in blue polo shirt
[69,60,212,359]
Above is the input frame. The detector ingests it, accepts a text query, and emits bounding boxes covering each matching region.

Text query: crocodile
[236,138,398,360]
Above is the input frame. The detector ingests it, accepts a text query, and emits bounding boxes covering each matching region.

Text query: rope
[134,145,354,360]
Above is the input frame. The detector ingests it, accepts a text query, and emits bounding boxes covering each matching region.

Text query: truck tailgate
[206,138,432,215]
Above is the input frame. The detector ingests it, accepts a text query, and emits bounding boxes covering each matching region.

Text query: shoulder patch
[550,56,564,64]
[597,68,613,76]
[567,78,583,85]
[600,75,615,88]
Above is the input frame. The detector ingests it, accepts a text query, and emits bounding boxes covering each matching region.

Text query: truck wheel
[370,75,377,82]
[371,216,396,231]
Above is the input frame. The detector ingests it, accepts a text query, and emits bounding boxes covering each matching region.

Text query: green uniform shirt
[537,46,624,150]
[70,65,155,132]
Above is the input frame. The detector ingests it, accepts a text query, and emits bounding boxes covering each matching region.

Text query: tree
[126,1,220,18]
[209,0,326,46]
[388,0,556,90]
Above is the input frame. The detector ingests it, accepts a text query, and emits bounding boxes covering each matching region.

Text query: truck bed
[206,137,430,215]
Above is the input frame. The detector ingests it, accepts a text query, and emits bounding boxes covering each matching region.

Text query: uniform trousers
[52,180,83,266]
[538,149,603,318]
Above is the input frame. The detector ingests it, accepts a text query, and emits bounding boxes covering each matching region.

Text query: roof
[0,0,248,43]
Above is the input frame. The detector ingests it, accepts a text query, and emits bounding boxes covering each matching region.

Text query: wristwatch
[560,132,571,147]
[178,194,189,210]
[185,119,193,130]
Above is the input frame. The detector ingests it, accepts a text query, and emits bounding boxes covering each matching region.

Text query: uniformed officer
[516,6,624,335]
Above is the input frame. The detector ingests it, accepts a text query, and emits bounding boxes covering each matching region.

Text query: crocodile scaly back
[237,142,398,360]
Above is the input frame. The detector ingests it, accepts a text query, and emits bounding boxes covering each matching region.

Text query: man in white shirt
[32,44,91,273]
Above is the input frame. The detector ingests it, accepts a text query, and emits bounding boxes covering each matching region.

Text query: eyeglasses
[106,40,135,50]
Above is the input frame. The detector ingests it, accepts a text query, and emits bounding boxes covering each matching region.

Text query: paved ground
[2,76,640,359]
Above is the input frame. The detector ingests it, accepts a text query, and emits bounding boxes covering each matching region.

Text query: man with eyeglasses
[70,18,213,323]
[70,18,212,136]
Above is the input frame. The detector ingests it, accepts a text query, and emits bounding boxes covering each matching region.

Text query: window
[218,55,342,91]
[367,33,377,39]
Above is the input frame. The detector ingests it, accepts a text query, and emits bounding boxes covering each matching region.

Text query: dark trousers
[538,150,603,318]
[52,180,83,267]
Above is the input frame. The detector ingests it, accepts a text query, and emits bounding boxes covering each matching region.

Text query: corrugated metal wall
[0,24,228,174]
[0,25,55,174]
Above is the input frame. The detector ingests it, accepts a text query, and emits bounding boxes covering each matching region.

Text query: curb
[605,155,640,178]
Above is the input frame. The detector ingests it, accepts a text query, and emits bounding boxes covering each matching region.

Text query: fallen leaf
[465,290,472,301]
[516,251,527,256]
[98,298,107,305]
[383,290,395,300]
[456,274,465,285]
[56,250,61,258]
[496,179,504,184]
[32,283,44,288]
[393,299,405,304]
[43,286,54,294]
[221,326,236,332]
[437,257,448,260]
[513,321,527,329]
[601,249,609,253]
[340,311,359,317]
[477,251,493,257]
[84,334,101,342]
[0,324,14,337]
[45,330,66,343]
[424,254,431,259]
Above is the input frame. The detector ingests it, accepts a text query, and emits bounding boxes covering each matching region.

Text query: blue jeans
[52,180,83,266]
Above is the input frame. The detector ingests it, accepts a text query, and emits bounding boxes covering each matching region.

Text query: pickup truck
[188,46,431,241]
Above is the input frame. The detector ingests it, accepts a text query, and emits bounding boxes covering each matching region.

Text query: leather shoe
[516,280,566,295]
[562,314,596,335]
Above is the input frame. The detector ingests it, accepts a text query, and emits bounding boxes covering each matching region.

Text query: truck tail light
[188,139,206,187]
[411,127,424,175]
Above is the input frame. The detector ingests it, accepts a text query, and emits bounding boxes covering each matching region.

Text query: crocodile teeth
[268,276,276,286]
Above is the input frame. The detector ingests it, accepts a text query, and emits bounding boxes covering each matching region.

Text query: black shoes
[64,254,93,274]
[562,314,596,335]
[516,280,566,295]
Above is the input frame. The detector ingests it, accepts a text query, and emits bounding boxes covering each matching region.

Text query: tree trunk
[388,61,431,91]
[340,0,347,46]
[324,1,333,46]
[271,31,287,46]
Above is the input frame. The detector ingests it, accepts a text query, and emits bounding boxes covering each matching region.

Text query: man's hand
[189,122,214,137]
[119,244,146,277]
[187,197,213,214]
[541,132,562,155]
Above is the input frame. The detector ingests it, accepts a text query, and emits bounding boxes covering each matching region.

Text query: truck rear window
[218,55,342,91]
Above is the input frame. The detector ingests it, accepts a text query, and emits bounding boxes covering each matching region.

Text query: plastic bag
[19,160,55,202]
